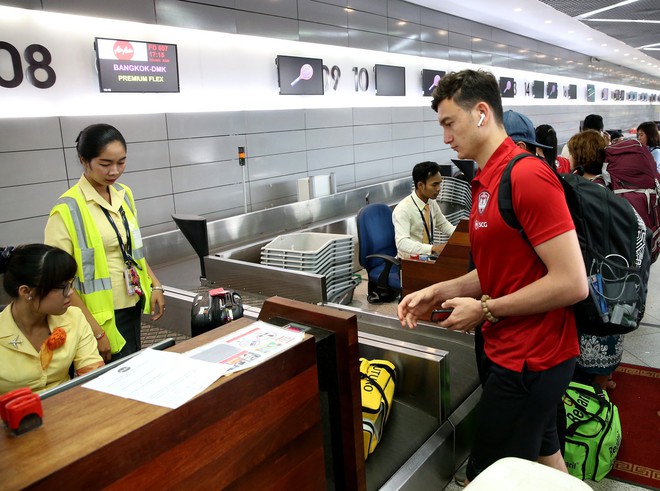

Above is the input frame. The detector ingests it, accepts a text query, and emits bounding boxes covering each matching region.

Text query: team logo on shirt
[478,191,490,215]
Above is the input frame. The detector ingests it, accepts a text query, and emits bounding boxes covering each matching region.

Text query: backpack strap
[498,153,554,241]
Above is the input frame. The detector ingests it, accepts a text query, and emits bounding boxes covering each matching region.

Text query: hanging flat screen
[547,82,558,99]
[375,64,405,96]
[95,37,179,93]
[532,81,545,99]
[422,69,445,96]
[586,84,595,102]
[499,77,516,98]
[276,55,324,95]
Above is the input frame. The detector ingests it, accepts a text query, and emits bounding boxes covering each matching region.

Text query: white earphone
[477,113,485,127]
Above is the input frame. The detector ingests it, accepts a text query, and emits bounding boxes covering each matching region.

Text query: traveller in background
[607,129,625,145]
[0,244,104,395]
[392,161,456,259]
[567,129,623,391]
[637,121,660,170]
[45,124,165,362]
[398,69,588,485]
[560,114,607,158]
[536,124,571,173]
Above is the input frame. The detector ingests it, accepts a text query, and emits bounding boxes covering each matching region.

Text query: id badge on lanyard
[103,206,143,297]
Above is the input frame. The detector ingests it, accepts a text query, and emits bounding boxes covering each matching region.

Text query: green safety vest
[49,183,152,354]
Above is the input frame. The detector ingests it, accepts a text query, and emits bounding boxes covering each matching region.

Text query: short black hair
[535,124,558,166]
[412,161,441,188]
[76,123,127,164]
[431,69,503,125]
[582,114,604,132]
[1,244,77,299]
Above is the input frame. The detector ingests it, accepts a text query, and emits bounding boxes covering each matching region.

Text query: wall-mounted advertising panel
[374,64,405,96]
[276,55,324,95]
[94,37,179,93]
[547,82,558,99]
[422,69,445,96]
[499,77,516,98]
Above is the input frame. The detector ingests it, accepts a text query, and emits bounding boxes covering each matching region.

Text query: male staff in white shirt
[392,161,456,259]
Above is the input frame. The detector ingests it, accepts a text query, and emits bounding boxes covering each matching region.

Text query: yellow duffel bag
[360,357,396,459]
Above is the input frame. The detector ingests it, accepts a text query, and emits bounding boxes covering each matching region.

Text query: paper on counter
[82,348,229,409]
[184,320,305,375]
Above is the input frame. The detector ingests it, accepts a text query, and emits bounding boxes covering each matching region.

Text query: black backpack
[498,154,651,335]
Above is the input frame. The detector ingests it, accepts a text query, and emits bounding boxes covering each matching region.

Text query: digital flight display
[95,37,179,93]
[374,64,405,96]
[422,69,445,96]
[276,55,324,95]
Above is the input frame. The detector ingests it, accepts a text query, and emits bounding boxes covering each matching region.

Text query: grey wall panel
[421,42,449,60]
[299,21,349,47]
[448,32,471,50]
[392,121,422,140]
[125,141,171,171]
[239,0,297,17]
[168,135,245,166]
[347,29,389,52]
[245,109,305,133]
[319,0,347,6]
[60,114,168,145]
[354,141,394,163]
[0,182,68,221]
[166,111,246,139]
[353,124,392,144]
[306,146,355,170]
[120,169,173,200]
[421,26,449,45]
[155,0,238,32]
[133,195,176,229]
[0,118,62,152]
[355,158,393,184]
[247,152,308,180]
[391,137,424,157]
[298,0,348,27]
[353,106,392,125]
[235,10,299,40]
[419,8,448,29]
[1,0,41,8]
[349,9,388,33]
[64,148,81,178]
[388,36,422,57]
[348,0,387,16]
[449,47,472,64]
[472,51,492,66]
[387,17,420,40]
[0,216,49,245]
[171,160,243,193]
[387,0,421,23]
[174,183,245,216]
[246,130,306,157]
[305,127,354,150]
[305,107,353,129]
[393,154,420,176]
[249,172,307,206]
[42,0,156,23]
[423,135,445,153]
[0,150,66,187]
[392,106,424,123]
[422,120,441,137]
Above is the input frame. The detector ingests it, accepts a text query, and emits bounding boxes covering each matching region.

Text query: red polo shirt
[470,137,579,372]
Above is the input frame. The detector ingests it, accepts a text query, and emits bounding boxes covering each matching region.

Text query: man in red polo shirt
[397,69,588,484]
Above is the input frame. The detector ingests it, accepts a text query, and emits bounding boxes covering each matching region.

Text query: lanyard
[411,196,434,243]
[101,206,140,269]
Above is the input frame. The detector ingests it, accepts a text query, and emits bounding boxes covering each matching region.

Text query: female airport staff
[45,124,165,361]
[0,244,104,395]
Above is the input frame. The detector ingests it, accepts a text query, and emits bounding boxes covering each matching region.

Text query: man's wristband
[151,286,164,292]
[480,295,500,324]
[95,330,106,341]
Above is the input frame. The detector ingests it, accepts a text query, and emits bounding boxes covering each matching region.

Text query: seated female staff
[0,244,104,395]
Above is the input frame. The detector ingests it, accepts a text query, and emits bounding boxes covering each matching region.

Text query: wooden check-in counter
[400,220,471,314]
[0,314,327,490]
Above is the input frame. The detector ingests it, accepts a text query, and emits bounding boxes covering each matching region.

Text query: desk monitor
[276,55,324,95]
[451,159,477,182]
[532,80,545,99]
[422,69,445,96]
[547,82,558,99]
[375,64,405,96]
[94,37,180,93]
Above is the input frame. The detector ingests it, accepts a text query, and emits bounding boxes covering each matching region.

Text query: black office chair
[356,203,401,303]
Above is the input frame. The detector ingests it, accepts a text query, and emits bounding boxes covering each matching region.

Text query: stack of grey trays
[261,232,356,304]
[436,176,472,243]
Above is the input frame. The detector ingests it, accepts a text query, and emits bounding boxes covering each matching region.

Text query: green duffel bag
[562,381,622,481]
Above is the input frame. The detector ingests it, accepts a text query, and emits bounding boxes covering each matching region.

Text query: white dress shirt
[392,192,456,259]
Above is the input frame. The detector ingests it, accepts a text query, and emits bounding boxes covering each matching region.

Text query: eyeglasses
[56,279,75,296]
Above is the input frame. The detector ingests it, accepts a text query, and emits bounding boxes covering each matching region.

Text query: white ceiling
[407,0,660,78]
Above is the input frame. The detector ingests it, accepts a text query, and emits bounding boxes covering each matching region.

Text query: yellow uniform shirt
[45,175,139,310]
[0,305,104,395]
